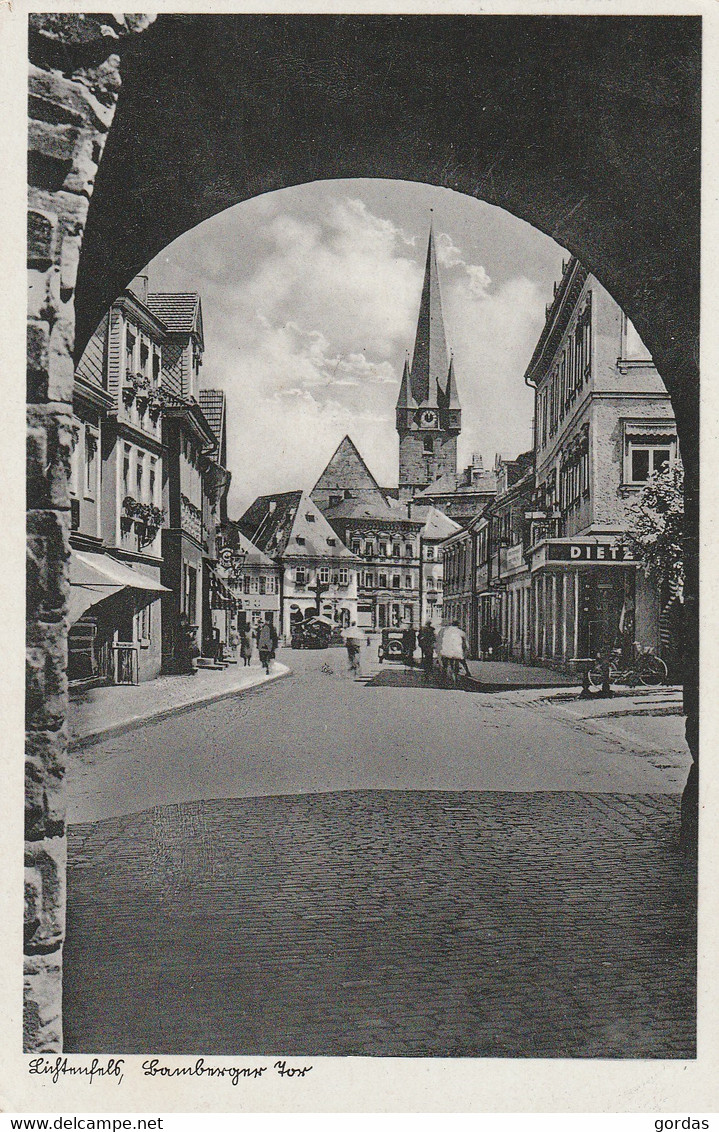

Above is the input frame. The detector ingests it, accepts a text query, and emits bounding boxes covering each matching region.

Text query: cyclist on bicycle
[439,620,469,684]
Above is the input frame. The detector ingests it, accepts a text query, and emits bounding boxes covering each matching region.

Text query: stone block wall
[25,12,153,1052]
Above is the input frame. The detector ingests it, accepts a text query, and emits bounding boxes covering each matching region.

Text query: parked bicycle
[588,642,668,689]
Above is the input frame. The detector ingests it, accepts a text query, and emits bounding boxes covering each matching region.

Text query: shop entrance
[577,568,635,659]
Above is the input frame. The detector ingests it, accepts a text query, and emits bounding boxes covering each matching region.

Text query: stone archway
[26,12,700,1050]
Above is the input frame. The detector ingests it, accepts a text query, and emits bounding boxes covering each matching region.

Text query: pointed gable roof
[409,227,450,407]
[239,490,354,560]
[311,435,387,501]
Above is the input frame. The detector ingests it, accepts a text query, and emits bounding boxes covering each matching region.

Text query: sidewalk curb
[69,664,292,751]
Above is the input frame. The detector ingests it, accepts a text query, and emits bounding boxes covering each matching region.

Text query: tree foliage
[624,462,684,601]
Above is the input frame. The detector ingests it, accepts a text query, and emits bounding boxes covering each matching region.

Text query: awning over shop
[69,549,169,625]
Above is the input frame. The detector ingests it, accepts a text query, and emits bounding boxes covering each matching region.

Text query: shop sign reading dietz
[547,541,634,563]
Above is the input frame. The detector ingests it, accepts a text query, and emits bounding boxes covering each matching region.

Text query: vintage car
[290,619,332,649]
[378,627,412,664]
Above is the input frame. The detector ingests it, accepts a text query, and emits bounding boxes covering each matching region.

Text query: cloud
[149,185,562,514]
[436,231,492,298]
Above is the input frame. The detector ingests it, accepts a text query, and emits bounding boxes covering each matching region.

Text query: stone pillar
[25,12,154,1052]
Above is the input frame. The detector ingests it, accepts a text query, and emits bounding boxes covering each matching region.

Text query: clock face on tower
[416,409,438,429]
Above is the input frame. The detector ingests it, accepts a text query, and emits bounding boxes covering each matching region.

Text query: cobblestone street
[64,648,695,1057]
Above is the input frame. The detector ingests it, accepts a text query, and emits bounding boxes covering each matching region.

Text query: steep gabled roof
[413,505,463,541]
[220,521,277,568]
[146,292,204,345]
[323,496,403,522]
[312,435,387,501]
[239,490,354,559]
[198,389,225,448]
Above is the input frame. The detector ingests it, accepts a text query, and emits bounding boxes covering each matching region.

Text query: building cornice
[525,258,589,387]
[115,293,167,342]
[74,375,115,411]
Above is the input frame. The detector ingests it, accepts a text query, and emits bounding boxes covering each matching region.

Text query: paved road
[64,648,695,1057]
[67,648,690,823]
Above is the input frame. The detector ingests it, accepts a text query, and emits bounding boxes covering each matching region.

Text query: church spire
[445,354,460,409]
[396,354,414,410]
[409,225,450,407]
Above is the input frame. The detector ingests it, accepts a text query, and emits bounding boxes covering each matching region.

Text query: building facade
[239,491,359,639]
[441,524,476,651]
[69,283,169,685]
[416,505,461,627]
[525,258,678,665]
[323,499,423,630]
[216,523,282,632]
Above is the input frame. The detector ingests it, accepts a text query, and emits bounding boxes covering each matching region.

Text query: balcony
[180,493,204,543]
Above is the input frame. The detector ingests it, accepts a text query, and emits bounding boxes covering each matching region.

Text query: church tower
[396,226,461,500]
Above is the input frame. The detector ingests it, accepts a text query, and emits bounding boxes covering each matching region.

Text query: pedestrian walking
[228,623,240,664]
[418,620,436,680]
[240,626,253,666]
[343,621,364,679]
[258,621,273,673]
[402,624,417,669]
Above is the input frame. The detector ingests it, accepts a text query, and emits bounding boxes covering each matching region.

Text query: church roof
[239,490,354,560]
[404,227,451,408]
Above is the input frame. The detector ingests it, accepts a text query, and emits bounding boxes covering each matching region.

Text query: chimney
[128,273,149,303]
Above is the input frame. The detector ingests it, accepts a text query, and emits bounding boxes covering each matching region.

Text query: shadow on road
[363,666,485,692]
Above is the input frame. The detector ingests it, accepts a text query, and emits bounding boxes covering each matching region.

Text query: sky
[144,179,568,516]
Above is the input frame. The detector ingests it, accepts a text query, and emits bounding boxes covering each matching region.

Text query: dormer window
[296,536,306,545]
[327,537,336,546]
[306,513,315,522]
